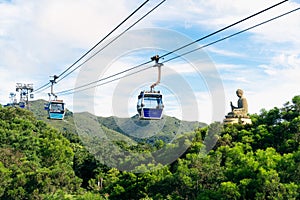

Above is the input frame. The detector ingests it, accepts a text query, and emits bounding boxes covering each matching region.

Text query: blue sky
[0,0,300,124]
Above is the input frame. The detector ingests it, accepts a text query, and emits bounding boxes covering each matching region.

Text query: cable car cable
[33,0,150,93]
[34,82,51,93]
[34,0,286,94]
[62,0,287,87]
[56,61,153,95]
[55,6,299,96]
[162,6,300,64]
[56,0,288,92]
[59,65,153,96]
[158,0,289,60]
[57,0,150,80]
[55,0,166,84]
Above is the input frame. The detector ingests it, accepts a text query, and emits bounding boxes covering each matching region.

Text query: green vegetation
[0,96,299,199]
[0,107,82,199]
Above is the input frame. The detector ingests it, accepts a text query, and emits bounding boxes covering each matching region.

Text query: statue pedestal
[223,117,252,125]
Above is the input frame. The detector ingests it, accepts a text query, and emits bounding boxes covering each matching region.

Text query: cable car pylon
[137,55,164,120]
[44,75,66,120]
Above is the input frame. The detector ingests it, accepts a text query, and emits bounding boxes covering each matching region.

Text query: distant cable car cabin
[45,75,66,120]
[19,101,25,108]
[137,55,164,120]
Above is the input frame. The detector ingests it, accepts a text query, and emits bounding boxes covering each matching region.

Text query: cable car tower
[16,83,34,109]
[44,75,66,120]
[137,55,164,120]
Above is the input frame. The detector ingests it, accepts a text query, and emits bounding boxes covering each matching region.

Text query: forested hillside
[0,96,299,199]
[28,99,205,144]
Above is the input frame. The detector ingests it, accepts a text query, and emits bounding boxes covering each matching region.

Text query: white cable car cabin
[137,91,164,120]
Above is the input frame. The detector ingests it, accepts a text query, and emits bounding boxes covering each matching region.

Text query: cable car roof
[138,91,162,98]
[50,100,64,103]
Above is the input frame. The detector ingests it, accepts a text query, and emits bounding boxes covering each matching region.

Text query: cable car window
[137,98,142,106]
[143,97,162,109]
[50,103,64,112]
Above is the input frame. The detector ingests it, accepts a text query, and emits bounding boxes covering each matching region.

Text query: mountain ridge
[28,99,207,144]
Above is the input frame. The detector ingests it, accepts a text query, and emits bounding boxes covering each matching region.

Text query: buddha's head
[236,89,244,98]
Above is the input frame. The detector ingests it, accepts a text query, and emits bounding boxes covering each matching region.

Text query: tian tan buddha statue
[226,89,250,119]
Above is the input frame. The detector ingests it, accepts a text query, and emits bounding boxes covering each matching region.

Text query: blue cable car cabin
[19,101,25,108]
[137,91,164,120]
[46,100,65,120]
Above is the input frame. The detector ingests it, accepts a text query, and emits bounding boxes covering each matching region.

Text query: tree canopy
[0,96,299,199]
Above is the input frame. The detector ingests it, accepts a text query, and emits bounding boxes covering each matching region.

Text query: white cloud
[271,53,300,68]
[0,0,141,102]
[207,47,246,58]
[35,0,129,48]
[154,0,300,46]
[259,64,277,76]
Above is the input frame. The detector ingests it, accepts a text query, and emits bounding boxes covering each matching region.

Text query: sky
[0,0,300,124]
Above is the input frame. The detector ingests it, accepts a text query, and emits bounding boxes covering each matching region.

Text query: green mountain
[97,114,206,143]
[28,99,206,144]
[0,106,82,199]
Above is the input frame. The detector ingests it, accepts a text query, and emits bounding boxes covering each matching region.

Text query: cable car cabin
[137,91,164,120]
[46,100,65,120]
[19,101,25,108]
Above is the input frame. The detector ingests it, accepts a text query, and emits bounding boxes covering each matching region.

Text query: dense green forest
[0,96,299,199]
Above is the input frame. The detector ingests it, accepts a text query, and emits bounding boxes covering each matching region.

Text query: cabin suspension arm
[150,55,163,91]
